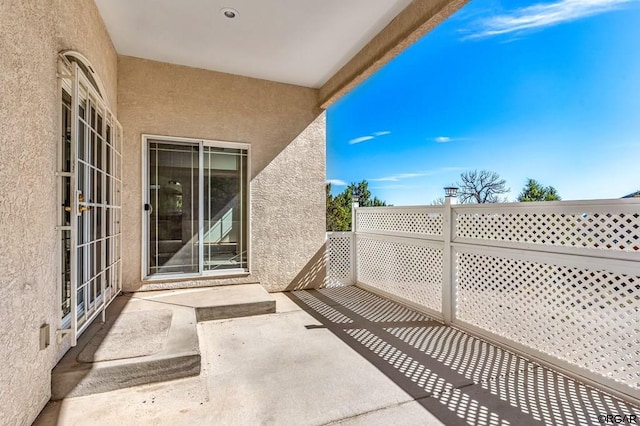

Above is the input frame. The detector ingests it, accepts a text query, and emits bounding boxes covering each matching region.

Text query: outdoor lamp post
[442,186,458,324]
[444,186,458,198]
[351,188,360,204]
[351,189,360,232]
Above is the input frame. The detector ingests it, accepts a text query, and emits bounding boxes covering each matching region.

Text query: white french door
[58,56,122,345]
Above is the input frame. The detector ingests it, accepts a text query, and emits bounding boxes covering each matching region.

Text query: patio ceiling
[94,0,414,88]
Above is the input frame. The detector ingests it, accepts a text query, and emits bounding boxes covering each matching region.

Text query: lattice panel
[326,233,353,287]
[456,250,640,389]
[456,210,640,253]
[357,237,442,313]
[357,210,443,237]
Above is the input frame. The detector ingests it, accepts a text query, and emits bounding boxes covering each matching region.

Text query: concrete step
[138,284,277,322]
[51,284,275,399]
[51,295,200,400]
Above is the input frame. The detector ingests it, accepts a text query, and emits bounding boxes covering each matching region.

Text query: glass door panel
[148,142,200,275]
[203,147,248,271]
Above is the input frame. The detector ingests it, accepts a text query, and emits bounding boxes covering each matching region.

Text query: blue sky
[327,0,640,205]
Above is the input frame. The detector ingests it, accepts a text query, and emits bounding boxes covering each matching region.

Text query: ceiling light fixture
[220,7,239,19]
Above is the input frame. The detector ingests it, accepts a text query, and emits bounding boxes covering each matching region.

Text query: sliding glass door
[144,136,249,279]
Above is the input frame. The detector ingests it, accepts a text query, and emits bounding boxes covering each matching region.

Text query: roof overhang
[95,0,467,107]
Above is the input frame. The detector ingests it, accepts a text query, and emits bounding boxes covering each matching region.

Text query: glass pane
[203,147,248,272]
[78,108,85,161]
[105,125,111,204]
[62,91,72,173]
[105,236,111,267]
[96,113,103,171]
[148,142,200,275]
[77,288,84,317]
[62,176,71,226]
[96,169,102,204]
[77,247,85,308]
[61,230,71,318]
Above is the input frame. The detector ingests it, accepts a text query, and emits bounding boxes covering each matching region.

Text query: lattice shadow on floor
[287,286,638,426]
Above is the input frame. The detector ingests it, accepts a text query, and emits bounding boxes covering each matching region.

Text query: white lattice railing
[455,200,640,260]
[329,198,640,404]
[356,206,444,238]
[354,206,445,316]
[326,232,354,287]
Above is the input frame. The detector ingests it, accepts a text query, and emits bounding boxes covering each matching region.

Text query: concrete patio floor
[36,287,637,425]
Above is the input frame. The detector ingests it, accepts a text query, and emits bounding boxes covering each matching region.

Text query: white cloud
[348,136,375,145]
[433,136,469,143]
[326,179,347,186]
[348,131,391,145]
[467,0,632,39]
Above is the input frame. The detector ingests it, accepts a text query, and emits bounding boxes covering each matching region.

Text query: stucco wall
[0,1,117,424]
[117,56,326,292]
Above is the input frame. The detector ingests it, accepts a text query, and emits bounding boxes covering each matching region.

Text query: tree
[343,181,387,207]
[517,178,561,202]
[456,170,509,204]
[326,180,388,231]
[326,184,350,231]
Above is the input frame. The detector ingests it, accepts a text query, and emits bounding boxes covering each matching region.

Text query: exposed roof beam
[319,0,468,109]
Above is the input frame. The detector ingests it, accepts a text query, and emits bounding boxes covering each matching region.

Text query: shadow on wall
[285,243,328,290]
[285,287,637,426]
[285,241,354,291]
[117,56,325,291]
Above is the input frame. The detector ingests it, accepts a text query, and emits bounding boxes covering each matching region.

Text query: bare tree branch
[456,170,509,203]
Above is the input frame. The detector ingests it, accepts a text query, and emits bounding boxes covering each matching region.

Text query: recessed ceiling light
[220,7,239,19]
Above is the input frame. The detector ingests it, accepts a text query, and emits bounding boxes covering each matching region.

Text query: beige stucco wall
[0,0,467,423]
[0,0,117,424]
[117,56,326,293]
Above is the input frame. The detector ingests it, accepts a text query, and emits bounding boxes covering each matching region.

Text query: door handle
[64,206,87,213]
[64,205,89,213]
[144,203,153,214]
[65,191,91,215]
[77,192,90,214]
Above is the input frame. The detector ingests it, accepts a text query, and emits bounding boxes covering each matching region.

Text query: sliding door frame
[141,134,251,281]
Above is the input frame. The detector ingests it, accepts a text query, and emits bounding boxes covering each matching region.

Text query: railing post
[442,187,458,324]
[351,191,359,285]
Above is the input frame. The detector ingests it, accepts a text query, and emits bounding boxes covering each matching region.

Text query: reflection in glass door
[145,137,249,278]
[148,143,200,275]
[203,146,248,272]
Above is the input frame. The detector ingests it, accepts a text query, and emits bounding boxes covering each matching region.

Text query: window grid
[57,56,122,343]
